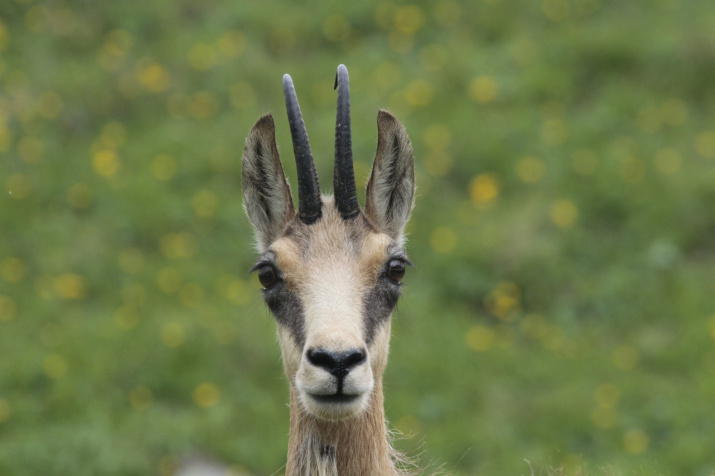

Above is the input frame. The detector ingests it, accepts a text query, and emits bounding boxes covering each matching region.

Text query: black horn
[333,64,360,220]
[283,74,322,224]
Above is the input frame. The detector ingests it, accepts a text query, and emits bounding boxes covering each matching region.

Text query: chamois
[242,65,416,476]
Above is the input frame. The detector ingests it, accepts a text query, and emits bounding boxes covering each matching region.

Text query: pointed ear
[242,114,295,250]
[365,110,415,243]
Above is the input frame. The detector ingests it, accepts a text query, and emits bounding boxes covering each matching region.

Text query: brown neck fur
[286,379,402,476]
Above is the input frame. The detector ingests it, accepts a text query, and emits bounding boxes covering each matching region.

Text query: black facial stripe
[362,278,401,345]
[263,284,306,348]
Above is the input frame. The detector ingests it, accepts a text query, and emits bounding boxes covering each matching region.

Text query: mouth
[295,361,375,420]
[309,393,361,404]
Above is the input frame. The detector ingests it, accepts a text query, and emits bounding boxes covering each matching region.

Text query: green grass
[1,0,715,474]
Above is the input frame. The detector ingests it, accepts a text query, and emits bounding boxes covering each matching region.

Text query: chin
[299,390,371,421]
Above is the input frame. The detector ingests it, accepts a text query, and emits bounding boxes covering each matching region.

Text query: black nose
[306,348,366,379]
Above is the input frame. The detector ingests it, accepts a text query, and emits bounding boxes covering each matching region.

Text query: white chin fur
[298,388,372,421]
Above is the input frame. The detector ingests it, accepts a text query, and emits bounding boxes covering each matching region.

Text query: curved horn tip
[282,74,294,89]
[334,64,349,89]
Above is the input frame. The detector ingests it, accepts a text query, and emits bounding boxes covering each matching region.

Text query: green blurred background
[1,0,715,474]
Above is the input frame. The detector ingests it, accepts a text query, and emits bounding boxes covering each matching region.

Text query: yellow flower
[37,91,63,119]
[550,199,578,228]
[591,407,617,429]
[323,15,350,42]
[612,345,639,370]
[571,149,598,175]
[654,148,683,175]
[429,227,456,254]
[99,121,127,149]
[137,63,170,92]
[660,98,687,126]
[92,149,120,177]
[67,183,93,209]
[515,156,545,183]
[43,354,68,379]
[192,190,219,218]
[193,382,220,408]
[189,92,218,119]
[594,383,621,409]
[159,232,198,259]
[187,43,218,71]
[468,76,499,104]
[129,386,153,410]
[0,296,17,322]
[623,430,649,454]
[114,306,139,330]
[160,322,186,348]
[469,173,499,206]
[152,154,177,181]
[405,80,433,107]
[540,119,568,145]
[1,257,27,283]
[394,5,425,35]
[695,131,715,159]
[18,136,44,163]
[466,325,495,352]
[484,281,520,320]
[542,0,570,21]
[217,30,246,58]
[229,82,256,110]
[179,283,205,308]
[6,174,31,199]
[217,275,251,306]
[423,124,452,151]
[156,267,183,294]
[54,274,88,300]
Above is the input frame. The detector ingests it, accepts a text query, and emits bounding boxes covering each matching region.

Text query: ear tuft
[365,110,415,243]
[242,114,294,250]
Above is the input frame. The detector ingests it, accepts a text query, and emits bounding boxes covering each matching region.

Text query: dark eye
[387,259,406,283]
[257,265,278,288]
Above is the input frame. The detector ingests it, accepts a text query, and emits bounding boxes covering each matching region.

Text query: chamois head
[242,65,415,422]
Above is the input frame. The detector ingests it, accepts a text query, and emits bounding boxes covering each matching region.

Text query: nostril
[343,349,366,369]
[306,349,338,372]
[306,348,367,379]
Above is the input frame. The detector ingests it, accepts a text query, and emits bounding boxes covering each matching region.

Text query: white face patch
[264,200,402,421]
[295,260,374,420]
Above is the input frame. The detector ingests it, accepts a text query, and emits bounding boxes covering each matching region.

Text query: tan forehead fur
[271,197,393,291]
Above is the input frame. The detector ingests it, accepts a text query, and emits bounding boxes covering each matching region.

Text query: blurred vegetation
[1,0,715,474]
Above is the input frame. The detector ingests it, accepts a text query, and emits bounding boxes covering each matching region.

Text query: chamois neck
[286,379,398,476]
